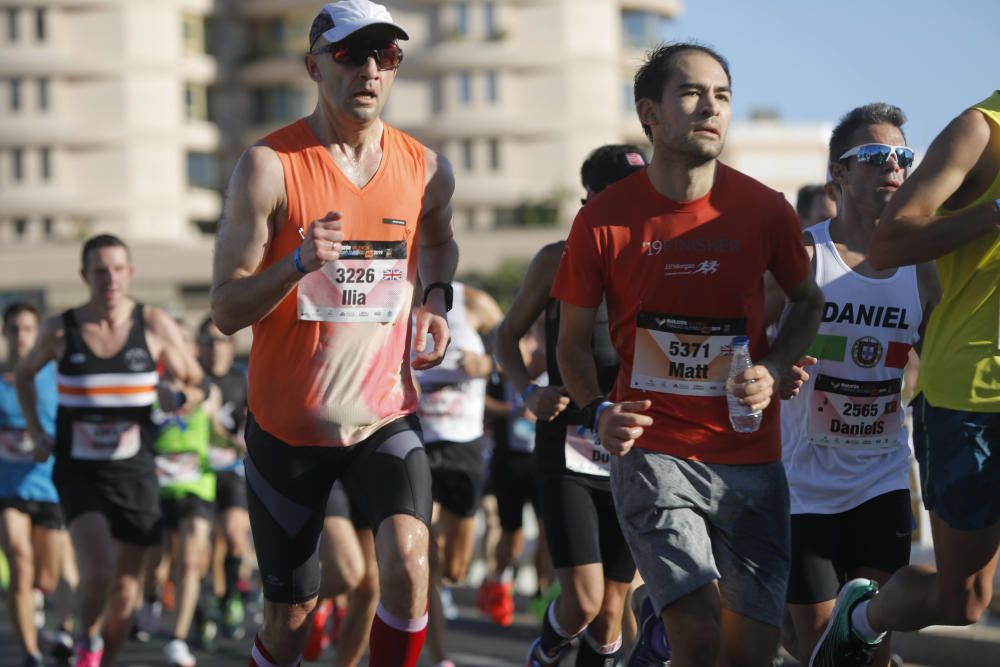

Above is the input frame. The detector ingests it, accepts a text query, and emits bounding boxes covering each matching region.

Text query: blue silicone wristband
[292,246,308,274]
[593,401,614,433]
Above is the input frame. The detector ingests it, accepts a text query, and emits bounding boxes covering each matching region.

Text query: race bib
[71,420,141,460]
[298,240,409,323]
[564,426,610,477]
[420,387,464,419]
[807,374,902,449]
[631,312,745,396]
[155,451,201,485]
[208,446,239,472]
[0,429,34,462]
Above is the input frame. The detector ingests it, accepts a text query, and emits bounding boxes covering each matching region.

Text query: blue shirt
[0,362,58,502]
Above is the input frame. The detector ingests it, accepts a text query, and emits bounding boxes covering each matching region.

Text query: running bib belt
[0,428,34,462]
[298,240,409,323]
[631,312,746,397]
[70,419,141,460]
[807,375,902,448]
[564,426,610,477]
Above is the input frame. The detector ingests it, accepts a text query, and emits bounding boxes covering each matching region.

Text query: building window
[454,3,468,36]
[42,217,53,239]
[488,138,500,170]
[622,80,634,114]
[461,139,474,171]
[182,14,206,55]
[251,86,305,124]
[621,10,671,50]
[485,71,498,103]
[14,218,28,239]
[457,72,471,105]
[40,148,51,181]
[185,84,208,121]
[36,78,48,110]
[484,3,497,38]
[34,8,45,40]
[186,152,219,190]
[9,78,21,111]
[6,8,17,42]
[12,148,23,181]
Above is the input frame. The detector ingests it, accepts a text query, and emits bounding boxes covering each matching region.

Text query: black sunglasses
[322,42,404,71]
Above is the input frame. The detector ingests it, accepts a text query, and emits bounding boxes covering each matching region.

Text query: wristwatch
[422,282,454,312]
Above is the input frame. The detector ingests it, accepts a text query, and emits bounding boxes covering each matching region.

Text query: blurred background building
[0,0,830,322]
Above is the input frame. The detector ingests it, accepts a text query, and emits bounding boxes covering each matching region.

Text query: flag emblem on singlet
[383,268,403,281]
[807,333,848,362]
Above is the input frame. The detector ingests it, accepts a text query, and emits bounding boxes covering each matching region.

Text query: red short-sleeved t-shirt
[552,164,809,464]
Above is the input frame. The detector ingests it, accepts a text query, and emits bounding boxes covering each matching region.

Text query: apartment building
[0,0,830,319]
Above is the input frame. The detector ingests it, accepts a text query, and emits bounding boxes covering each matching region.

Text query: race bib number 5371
[298,240,408,324]
[631,312,745,396]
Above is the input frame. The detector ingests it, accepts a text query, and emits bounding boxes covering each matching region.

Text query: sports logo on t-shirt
[663,259,720,276]
[125,348,151,372]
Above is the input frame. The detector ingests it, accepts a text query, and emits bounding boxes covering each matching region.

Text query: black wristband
[576,396,607,433]
[422,282,454,312]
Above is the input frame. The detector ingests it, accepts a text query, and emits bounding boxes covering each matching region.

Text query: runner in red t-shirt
[551,43,824,666]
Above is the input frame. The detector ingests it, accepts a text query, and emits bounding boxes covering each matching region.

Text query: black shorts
[325,479,370,531]
[161,495,215,530]
[537,472,636,583]
[0,497,65,530]
[426,438,486,519]
[215,471,248,511]
[787,489,913,605]
[53,460,163,547]
[244,412,432,603]
[489,448,537,531]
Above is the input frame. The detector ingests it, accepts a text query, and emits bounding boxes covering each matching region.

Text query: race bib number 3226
[298,240,408,324]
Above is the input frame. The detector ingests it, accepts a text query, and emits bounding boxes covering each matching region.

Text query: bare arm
[412,149,459,370]
[913,261,942,357]
[14,316,63,458]
[869,110,1000,269]
[495,243,561,394]
[557,302,651,455]
[555,302,601,409]
[210,145,346,334]
[145,307,205,409]
[494,243,570,420]
[743,274,824,411]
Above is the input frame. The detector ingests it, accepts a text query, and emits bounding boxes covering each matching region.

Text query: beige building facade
[0,0,830,323]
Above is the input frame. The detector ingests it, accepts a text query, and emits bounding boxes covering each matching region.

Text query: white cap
[309,0,409,51]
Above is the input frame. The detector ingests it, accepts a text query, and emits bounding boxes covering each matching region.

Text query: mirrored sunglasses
[324,42,404,71]
[839,143,915,169]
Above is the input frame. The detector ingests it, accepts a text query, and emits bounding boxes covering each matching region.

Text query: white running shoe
[164,638,197,667]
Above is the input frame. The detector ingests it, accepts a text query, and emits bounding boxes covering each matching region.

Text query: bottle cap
[732,335,749,345]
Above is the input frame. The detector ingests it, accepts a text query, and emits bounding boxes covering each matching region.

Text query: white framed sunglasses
[839,143,915,168]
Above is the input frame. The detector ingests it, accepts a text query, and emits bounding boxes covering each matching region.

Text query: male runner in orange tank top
[210,2,458,666]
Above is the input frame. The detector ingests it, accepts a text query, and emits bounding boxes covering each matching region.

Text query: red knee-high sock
[367,603,428,667]
[248,634,301,667]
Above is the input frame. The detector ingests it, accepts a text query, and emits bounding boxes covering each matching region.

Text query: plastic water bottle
[726,335,762,433]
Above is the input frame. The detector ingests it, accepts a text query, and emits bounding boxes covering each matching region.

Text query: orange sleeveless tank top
[248,119,426,447]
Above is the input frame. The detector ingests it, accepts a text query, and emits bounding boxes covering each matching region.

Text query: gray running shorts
[610,448,790,627]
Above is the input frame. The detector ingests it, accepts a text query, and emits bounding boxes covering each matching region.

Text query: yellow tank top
[918,91,1000,411]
